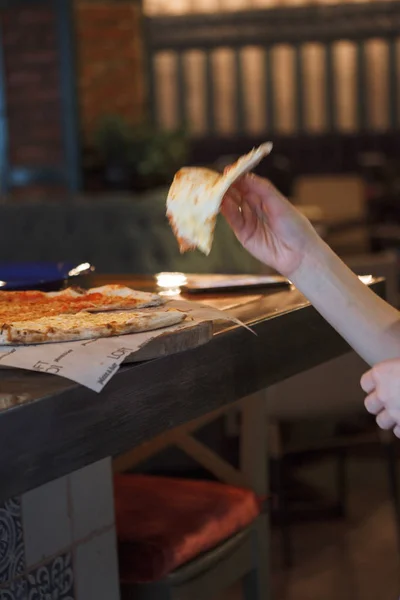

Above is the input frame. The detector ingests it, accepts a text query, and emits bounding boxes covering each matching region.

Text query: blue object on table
[0,262,94,291]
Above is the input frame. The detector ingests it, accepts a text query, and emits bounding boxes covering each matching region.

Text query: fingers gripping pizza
[0,285,186,345]
[166,142,273,255]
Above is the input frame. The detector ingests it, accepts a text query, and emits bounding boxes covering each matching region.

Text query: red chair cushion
[114,474,262,583]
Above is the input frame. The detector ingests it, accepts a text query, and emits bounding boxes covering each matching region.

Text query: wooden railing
[144,1,400,150]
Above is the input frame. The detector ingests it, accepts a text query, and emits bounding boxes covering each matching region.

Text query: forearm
[290,239,400,366]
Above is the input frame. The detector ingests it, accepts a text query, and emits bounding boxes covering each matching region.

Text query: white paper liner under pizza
[0,286,250,392]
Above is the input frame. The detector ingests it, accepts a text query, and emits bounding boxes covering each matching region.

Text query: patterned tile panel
[0,499,25,585]
[26,553,74,600]
[0,578,27,600]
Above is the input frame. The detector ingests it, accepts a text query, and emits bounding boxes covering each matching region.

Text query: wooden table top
[0,274,385,502]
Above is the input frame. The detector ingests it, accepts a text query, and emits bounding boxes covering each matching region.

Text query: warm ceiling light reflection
[195,0,220,12]
[359,275,374,285]
[68,262,91,277]
[156,272,187,296]
[168,0,191,14]
[222,0,247,10]
[143,0,376,16]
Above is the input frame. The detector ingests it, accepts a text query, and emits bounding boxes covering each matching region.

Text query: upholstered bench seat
[0,192,265,275]
[114,474,262,584]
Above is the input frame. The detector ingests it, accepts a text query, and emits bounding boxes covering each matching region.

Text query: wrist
[287,234,331,285]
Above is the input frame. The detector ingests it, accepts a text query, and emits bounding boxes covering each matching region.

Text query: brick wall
[1,5,64,169]
[0,0,145,195]
[75,1,145,142]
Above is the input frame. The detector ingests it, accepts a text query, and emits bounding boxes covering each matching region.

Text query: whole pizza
[0,285,186,345]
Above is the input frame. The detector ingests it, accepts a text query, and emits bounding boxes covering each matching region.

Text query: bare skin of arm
[222,174,400,434]
[289,237,400,367]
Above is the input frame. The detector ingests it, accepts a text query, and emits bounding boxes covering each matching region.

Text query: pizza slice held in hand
[166,142,273,255]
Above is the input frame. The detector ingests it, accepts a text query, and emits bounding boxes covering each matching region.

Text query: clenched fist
[361,359,400,437]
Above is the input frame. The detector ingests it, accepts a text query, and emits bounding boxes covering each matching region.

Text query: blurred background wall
[143,0,397,137]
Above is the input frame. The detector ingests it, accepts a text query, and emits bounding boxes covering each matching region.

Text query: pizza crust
[166,142,273,255]
[0,309,186,345]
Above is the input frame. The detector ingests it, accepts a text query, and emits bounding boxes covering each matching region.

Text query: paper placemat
[0,299,250,392]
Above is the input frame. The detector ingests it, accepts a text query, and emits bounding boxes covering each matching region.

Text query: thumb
[221,192,244,233]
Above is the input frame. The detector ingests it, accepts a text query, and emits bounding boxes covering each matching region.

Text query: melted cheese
[0,309,186,345]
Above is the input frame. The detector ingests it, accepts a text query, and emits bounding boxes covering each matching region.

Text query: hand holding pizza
[218,153,400,428]
[362,359,400,437]
[221,174,320,278]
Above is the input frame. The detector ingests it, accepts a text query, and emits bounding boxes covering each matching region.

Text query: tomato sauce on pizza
[0,285,164,323]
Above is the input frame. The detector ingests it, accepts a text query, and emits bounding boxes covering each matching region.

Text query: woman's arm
[290,237,400,366]
[221,174,400,367]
